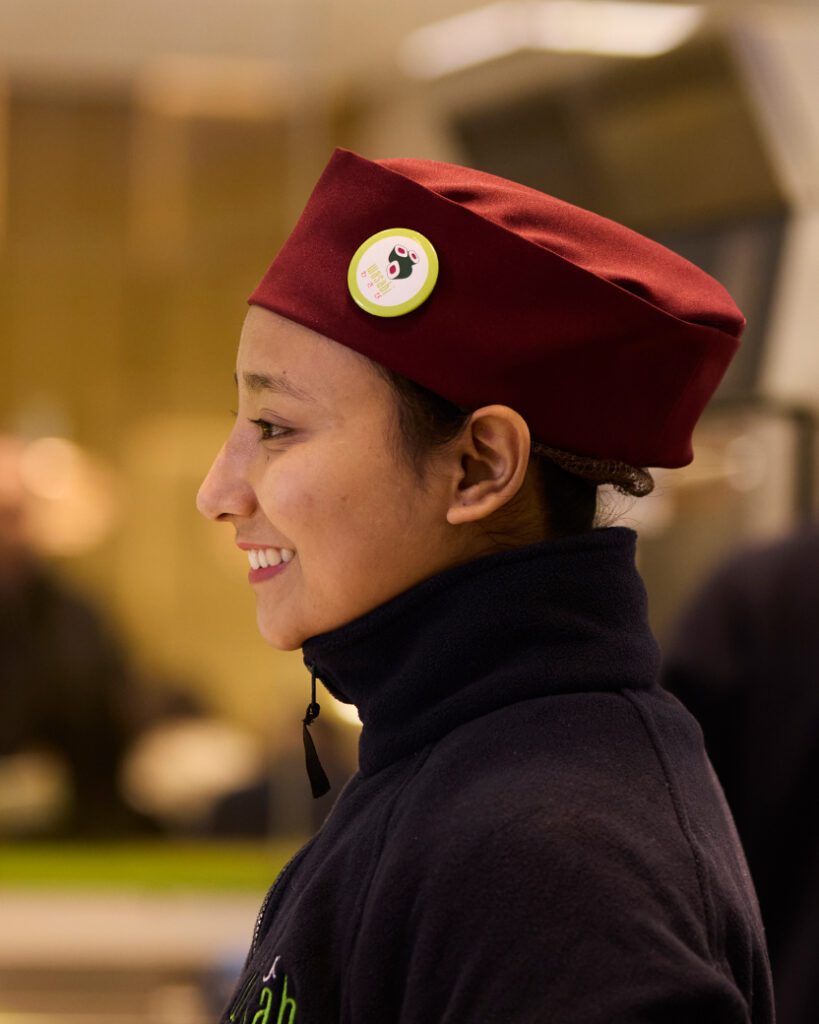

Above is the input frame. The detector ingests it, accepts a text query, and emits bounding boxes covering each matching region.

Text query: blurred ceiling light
[122,718,265,826]
[135,55,288,120]
[399,0,706,78]
[332,700,363,728]
[534,1,705,56]
[0,79,7,253]
[723,434,767,493]
[400,2,527,80]
[0,752,70,835]
[18,436,120,556]
[20,436,80,502]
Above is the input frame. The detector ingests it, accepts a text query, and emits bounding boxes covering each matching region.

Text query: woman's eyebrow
[235,371,316,403]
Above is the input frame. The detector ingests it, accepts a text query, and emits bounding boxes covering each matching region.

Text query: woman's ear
[445,405,532,526]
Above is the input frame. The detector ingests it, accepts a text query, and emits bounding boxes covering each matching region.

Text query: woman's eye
[249,418,291,441]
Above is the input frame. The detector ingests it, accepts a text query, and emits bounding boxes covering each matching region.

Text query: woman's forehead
[237,306,384,404]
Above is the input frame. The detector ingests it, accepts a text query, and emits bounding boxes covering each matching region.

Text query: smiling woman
[196,148,774,1024]
[199,306,513,651]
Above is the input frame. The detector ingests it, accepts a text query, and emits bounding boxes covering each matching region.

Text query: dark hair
[373,365,608,538]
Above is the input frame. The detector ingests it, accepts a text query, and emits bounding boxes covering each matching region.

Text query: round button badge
[347,228,438,317]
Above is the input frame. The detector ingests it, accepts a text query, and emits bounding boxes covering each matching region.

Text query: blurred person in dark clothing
[663,524,819,1024]
[0,435,148,836]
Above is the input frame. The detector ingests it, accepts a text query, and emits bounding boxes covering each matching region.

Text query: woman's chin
[256,611,307,652]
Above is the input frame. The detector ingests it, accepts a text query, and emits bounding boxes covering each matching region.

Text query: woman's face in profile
[197,306,466,650]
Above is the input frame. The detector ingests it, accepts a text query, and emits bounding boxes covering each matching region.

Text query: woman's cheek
[259,464,320,531]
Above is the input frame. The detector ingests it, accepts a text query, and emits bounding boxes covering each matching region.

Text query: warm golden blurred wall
[0,80,345,730]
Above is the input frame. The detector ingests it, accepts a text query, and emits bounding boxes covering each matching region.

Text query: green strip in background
[0,840,303,890]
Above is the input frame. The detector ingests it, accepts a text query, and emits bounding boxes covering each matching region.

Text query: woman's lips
[248,560,290,584]
[238,544,296,581]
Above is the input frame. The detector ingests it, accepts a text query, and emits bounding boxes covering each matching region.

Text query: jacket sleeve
[379,812,751,1024]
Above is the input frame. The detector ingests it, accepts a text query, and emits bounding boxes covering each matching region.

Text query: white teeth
[247,546,293,571]
[246,548,290,573]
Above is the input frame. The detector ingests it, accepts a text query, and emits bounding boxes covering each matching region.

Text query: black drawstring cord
[302,663,331,799]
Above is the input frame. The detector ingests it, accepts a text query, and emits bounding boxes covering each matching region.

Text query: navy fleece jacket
[221,527,774,1024]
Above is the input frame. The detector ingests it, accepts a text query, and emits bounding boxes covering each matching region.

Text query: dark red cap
[249,148,744,468]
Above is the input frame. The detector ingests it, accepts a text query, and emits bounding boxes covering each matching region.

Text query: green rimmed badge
[347,228,438,317]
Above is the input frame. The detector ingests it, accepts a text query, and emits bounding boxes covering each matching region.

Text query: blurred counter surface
[0,840,300,1023]
[0,840,298,965]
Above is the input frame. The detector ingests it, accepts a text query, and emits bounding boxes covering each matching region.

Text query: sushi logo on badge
[347,228,439,318]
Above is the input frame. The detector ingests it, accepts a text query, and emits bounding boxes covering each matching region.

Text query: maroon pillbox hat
[249,148,744,469]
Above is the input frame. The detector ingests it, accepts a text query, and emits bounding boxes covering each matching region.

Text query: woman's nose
[196,441,256,522]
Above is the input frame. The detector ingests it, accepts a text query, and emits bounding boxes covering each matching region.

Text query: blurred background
[0,0,817,1021]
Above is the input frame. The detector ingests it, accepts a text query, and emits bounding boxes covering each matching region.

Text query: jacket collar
[302,526,659,775]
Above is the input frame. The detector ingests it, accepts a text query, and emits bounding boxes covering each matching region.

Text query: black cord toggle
[302,663,331,799]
